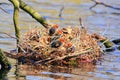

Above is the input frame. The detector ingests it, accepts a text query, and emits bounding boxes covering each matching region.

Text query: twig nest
[19,25,102,65]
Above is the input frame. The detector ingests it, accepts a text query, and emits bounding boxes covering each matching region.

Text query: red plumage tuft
[66,42,72,47]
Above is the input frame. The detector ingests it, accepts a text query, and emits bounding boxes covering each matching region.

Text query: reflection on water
[0,0,120,80]
[7,63,96,80]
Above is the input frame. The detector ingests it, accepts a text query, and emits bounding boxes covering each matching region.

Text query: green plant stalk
[100,39,114,48]
[0,49,11,69]
[9,0,20,46]
[13,5,20,45]
[18,0,50,28]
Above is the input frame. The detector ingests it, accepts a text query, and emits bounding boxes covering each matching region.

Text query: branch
[79,18,84,28]
[59,6,64,18]
[46,48,93,64]
[18,0,50,28]
[90,0,120,10]
[0,7,9,13]
[34,58,52,64]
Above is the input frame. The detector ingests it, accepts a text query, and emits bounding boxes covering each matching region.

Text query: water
[0,0,120,80]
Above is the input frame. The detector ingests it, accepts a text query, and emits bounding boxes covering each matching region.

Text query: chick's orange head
[53,24,59,29]
[57,30,62,34]
[59,38,66,43]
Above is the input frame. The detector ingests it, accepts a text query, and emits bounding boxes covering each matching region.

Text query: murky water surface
[0,0,120,80]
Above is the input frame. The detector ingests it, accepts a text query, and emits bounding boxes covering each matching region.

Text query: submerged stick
[112,38,120,45]
[0,7,9,13]
[0,2,10,13]
[117,46,120,50]
[59,6,64,18]
[90,0,120,10]
[0,32,17,39]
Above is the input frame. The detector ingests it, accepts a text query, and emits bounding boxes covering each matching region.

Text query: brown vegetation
[15,25,105,66]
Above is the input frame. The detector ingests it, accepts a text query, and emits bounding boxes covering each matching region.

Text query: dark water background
[0,0,120,80]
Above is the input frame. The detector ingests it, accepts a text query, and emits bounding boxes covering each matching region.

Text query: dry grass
[18,26,102,65]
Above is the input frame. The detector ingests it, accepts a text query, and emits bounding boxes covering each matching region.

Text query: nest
[17,25,103,66]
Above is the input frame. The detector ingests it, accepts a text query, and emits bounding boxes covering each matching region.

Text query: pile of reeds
[17,25,105,65]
